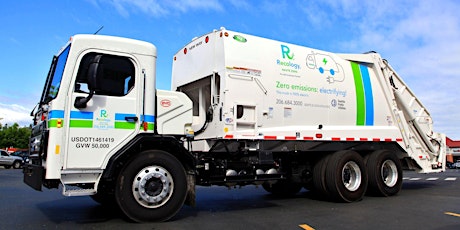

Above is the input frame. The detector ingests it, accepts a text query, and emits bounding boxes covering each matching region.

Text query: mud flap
[23,164,44,191]
[184,173,196,207]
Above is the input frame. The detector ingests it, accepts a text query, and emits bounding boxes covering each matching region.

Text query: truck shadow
[402,181,437,190]
[36,196,125,224]
[36,186,295,224]
[36,181,437,224]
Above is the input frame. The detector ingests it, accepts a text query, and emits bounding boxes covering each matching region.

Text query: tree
[0,123,31,149]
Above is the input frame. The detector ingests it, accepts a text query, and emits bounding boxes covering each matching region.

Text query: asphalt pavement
[1,167,460,229]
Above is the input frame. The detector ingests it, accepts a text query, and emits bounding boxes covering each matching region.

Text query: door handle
[125,116,138,122]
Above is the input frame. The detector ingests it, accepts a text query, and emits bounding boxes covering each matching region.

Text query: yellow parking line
[445,212,460,218]
[299,224,315,230]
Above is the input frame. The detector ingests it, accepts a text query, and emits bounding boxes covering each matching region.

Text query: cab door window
[75,53,135,96]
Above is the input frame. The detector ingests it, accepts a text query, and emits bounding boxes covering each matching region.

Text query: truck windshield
[41,45,71,103]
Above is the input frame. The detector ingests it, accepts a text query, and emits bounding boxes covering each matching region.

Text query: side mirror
[74,55,103,109]
[74,96,91,108]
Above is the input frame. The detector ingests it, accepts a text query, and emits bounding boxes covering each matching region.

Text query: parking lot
[1,167,460,229]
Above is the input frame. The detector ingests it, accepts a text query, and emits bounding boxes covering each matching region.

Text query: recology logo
[277,45,301,70]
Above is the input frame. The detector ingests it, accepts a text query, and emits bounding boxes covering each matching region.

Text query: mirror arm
[73,55,103,109]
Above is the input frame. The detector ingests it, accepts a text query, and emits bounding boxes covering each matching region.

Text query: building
[446,137,460,163]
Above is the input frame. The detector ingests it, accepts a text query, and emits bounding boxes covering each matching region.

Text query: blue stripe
[141,115,155,122]
[360,64,374,125]
[49,110,64,119]
[70,111,93,120]
[115,113,136,121]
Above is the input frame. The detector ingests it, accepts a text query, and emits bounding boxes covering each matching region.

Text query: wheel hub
[132,166,174,208]
[342,161,361,192]
[145,178,163,197]
[381,160,398,187]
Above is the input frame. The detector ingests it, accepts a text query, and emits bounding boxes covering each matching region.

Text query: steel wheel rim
[381,159,398,187]
[342,161,361,192]
[132,166,174,208]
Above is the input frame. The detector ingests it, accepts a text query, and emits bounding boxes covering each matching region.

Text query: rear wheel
[326,150,368,202]
[115,150,187,222]
[312,154,331,197]
[366,150,402,196]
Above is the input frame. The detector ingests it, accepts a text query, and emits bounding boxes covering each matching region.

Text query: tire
[366,150,402,197]
[312,154,331,198]
[13,161,22,169]
[115,150,187,222]
[325,150,368,202]
[262,181,302,196]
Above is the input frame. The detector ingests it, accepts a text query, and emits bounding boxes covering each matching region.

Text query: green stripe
[351,62,365,126]
[70,120,93,128]
[146,123,155,131]
[115,121,136,129]
[48,119,59,128]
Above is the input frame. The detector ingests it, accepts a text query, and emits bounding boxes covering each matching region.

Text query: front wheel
[115,150,187,222]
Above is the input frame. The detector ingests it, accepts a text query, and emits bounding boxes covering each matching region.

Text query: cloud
[9,37,21,46]
[0,103,32,127]
[105,0,224,17]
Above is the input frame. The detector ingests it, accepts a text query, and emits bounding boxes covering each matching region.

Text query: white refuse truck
[24,27,446,222]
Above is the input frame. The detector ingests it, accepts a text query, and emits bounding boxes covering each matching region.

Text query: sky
[0,0,459,139]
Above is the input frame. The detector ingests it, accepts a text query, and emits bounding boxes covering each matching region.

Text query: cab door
[66,52,140,169]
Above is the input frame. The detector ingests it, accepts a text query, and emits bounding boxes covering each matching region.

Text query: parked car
[0,149,24,169]
[453,161,460,169]
[10,150,30,161]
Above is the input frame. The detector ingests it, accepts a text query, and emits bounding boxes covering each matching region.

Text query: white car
[0,149,24,169]
[453,161,460,169]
